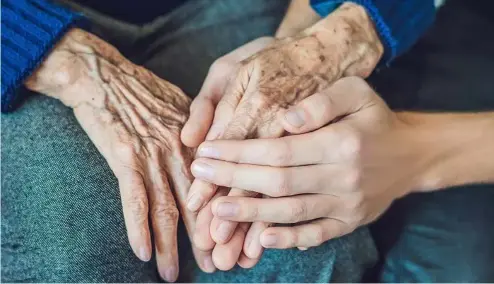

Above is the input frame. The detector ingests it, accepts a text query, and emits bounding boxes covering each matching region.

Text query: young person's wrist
[397,112,494,193]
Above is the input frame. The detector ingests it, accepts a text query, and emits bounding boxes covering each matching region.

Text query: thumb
[280,77,377,134]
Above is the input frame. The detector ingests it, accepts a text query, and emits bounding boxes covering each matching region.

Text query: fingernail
[203,255,216,273]
[139,246,151,262]
[285,109,305,128]
[261,234,278,247]
[198,144,220,158]
[187,193,203,212]
[216,221,233,242]
[191,162,214,180]
[298,246,308,251]
[161,266,177,282]
[216,202,239,217]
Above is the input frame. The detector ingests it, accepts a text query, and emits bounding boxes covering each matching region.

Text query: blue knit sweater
[1,0,436,113]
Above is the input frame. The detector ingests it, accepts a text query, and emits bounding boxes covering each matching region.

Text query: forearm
[400,112,494,192]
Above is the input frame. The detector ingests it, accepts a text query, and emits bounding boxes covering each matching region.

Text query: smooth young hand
[192,77,436,249]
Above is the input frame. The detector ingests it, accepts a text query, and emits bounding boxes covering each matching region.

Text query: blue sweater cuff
[310,0,436,64]
[1,0,85,113]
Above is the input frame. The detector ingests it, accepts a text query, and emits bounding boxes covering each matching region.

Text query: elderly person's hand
[25,28,213,281]
[181,3,383,270]
[191,77,420,249]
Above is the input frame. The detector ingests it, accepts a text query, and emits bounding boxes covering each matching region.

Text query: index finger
[196,133,324,167]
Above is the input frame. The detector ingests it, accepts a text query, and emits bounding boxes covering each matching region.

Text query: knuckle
[249,95,269,110]
[341,128,362,160]
[245,204,259,220]
[312,226,325,246]
[289,199,308,223]
[272,169,292,197]
[344,167,361,191]
[269,140,292,166]
[287,227,299,247]
[152,205,179,228]
[127,194,149,224]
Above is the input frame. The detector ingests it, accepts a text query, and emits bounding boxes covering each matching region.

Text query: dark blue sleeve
[310,0,436,64]
[1,0,84,113]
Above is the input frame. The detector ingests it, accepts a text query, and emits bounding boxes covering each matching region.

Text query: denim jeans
[1,0,378,282]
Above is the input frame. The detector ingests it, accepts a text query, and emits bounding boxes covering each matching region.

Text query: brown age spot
[319,55,325,62]
[275,71,287,77]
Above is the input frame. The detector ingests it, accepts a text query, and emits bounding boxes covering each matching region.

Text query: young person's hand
[193,76,494,249]
[182,3,383,270]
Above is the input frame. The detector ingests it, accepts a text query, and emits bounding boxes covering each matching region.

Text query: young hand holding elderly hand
[191,76,494,251]
[181,2,383,270]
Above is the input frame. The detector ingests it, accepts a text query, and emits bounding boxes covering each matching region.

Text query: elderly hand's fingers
[212,194,335,223]
[192,159,352,197]
[243,221,269,259]
[146,163,179,282]
[237,251,260,269]
[212,223,250,271]
[186,179,218,212]
[181,96,217,147]
[281,76,375,134]
[181,37,274,147]
[193,189,228,251]
[117,168,152,262]
[210,188,258,244]
[260,218,352,249]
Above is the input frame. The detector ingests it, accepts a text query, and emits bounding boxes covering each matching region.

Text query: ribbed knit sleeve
[1,0,84,113]
[310,0,436,64]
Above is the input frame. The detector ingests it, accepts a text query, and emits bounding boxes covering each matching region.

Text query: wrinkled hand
[26,29,214,281]
[192,77,420,249]
[181,2,383,271]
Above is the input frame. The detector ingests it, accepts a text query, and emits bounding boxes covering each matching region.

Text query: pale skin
[182,2,383,270]
[192,76,494,249]
[24,28,214,282]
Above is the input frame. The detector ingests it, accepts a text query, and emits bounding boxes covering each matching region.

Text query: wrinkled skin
[182,3,383,271]
[25,29,213,282]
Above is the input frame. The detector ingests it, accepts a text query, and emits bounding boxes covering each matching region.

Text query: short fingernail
[161,266,177,282]
[216,202,239,217]
[203,255,216,273]
[261,234,278,247]
[285,109,305,128]
[198,144,220,158]
[139,246,151,262]
[191,162,214,180]
[216,222,233,242]
[298,246,308,251]
[187,193,203,212]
